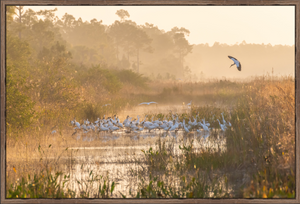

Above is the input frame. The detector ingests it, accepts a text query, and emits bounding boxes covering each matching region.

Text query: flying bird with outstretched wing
[138,102,158,106]
[228,56,241,71]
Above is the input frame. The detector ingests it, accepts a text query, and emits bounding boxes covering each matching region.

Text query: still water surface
[60,129,227,198]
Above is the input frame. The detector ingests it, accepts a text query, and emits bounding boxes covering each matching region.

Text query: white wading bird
[183,124,189,133]
[228,55,241,71]
[138,102,158,106]
[102,104,111,107]
[217,119,227,132]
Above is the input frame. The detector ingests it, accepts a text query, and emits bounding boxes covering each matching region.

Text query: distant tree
[109,21,124,60]
[169,27,193,76]
[132,62,137,71]
[184,65,192,80]
[31,20,56,52]
[22,9,38,28]
[14,6,25,38]
[70,45,100,66]
[7,8,65,58]
[60,13,76,30]
[117,55,130,70]
[139,24,193,77]
[58,13,114,66]
[6,6,16,22]
[170,27,190,36]
[36,8,58,22]
[109,21,152,72]
[116,9,130,22]
[128,26,152,73]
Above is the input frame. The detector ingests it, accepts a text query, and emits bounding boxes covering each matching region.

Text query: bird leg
[229,63,235,68]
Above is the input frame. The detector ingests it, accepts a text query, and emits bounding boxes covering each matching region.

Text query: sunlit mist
[5,5,296,199]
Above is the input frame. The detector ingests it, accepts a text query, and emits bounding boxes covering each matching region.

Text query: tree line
[7,7,193,76]
[6,6,194,134]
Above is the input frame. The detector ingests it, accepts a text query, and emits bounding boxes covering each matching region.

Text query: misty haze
[5,6,295,199]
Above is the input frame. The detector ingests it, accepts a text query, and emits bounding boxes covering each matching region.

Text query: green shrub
[115,69,149,88]
[78,65,123,94]
[6,65,35,132]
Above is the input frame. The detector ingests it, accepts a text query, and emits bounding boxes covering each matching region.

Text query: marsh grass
[7,169,74,198]
[75,169,117,198]
[7,167,116,199]
[7,140,118,198]
[125,137,231,198]
[128,77,295,198]
[6,77,295,198]
[243,168,295,198]
[125,172,228,198]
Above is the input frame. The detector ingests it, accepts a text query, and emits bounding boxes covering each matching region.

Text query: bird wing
[138,102,147,105]
[228,56,241,71]
[228,56,238,64]
[149,102,158,104]
[233,59,241,71]
[237,63,242,71]
[228,55,237,61]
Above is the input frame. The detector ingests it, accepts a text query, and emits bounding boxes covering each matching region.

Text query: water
[9,104,236,198]
[57,129,227,198]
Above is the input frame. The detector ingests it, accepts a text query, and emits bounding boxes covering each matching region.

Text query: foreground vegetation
[7,77,295,198]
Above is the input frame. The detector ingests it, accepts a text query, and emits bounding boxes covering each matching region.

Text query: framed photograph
[1,0,299,203]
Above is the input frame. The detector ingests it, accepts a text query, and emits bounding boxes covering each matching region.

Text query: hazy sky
[25,6,295,46]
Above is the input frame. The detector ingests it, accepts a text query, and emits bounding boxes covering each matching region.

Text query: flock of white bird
[67,112,231,139]
[50,54,241,139]
[49,99,232,143]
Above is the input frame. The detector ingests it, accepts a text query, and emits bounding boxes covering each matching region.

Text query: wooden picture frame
[1,0,299,203]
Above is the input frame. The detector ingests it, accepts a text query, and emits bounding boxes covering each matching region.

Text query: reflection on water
[59,129,228,198]
[44,104,234,198]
